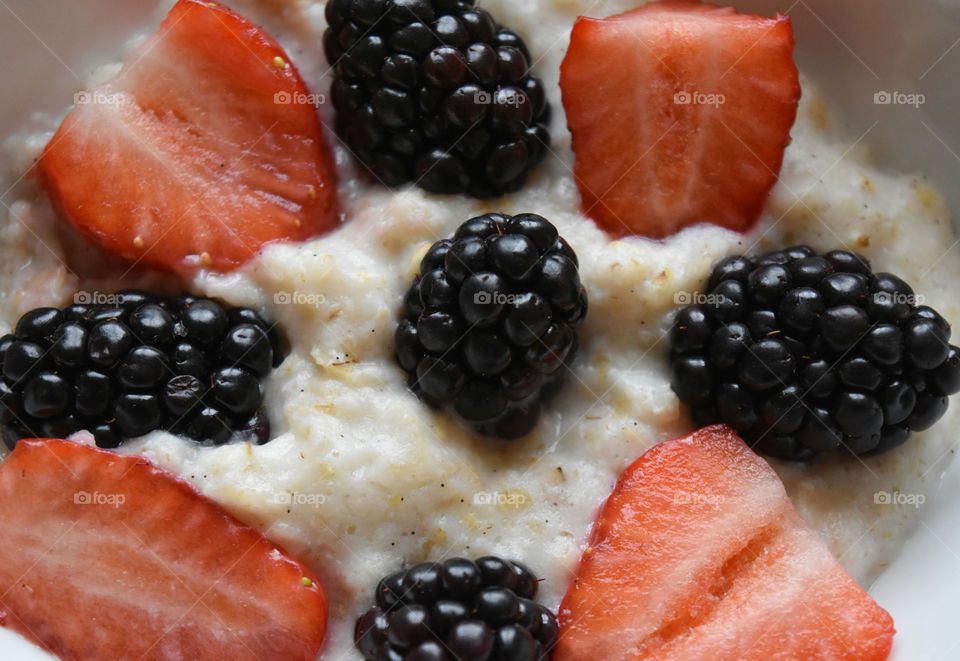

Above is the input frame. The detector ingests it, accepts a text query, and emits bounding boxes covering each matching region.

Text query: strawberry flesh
[40,0,338,274]
[555,425,894,660]
[0,438,327,660]
[560,0,800,238]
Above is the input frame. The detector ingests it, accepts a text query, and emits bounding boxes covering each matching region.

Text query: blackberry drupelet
[670,246,960,461]
[396,213,586,439]
[0,292,287,451]
[324,0,552,197]
[355,556,559,661]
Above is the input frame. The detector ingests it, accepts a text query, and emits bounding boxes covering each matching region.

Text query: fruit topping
[395,213,586,438]
[555,425,895,660]
[356,555,558,660]
[40,0,338,274]
[0,438,327,660]
[559,0,800,238]
[670,246,959,460]
[0,292,286,449]
[324,0,552,197]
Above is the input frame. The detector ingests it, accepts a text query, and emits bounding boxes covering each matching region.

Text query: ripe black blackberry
[396,213,586,439]
[670,246,960,461]
[324,0,552,198]
[356,556,558,661]
[0,292,287,451]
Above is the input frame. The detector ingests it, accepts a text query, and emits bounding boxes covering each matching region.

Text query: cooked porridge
[0,1,957,657]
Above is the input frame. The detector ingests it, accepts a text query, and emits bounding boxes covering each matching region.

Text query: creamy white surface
[1,0,959,659]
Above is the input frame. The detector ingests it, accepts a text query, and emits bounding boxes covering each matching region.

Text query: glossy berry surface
[355,556,557,660]
[396,213,586,439]
[0,291,287,450]
[324,0,551,197]
[670,247,959,460]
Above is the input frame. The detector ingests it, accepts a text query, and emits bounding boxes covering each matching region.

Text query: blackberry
[670,247,960,461]
[0,292,287,451]
[355,556,558,661]
[396,213,586,439]
[324,0,551,197]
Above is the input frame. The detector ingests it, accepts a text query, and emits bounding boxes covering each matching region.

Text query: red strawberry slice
[0,439,327,660]
[555,425,894,661]
[40,0,338,274]
[559,0,800,239]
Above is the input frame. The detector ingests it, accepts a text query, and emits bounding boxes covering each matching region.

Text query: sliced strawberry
[0,439,327,660]
[40,0,338,274]
[555,425,894,661]
[559,0,800,239]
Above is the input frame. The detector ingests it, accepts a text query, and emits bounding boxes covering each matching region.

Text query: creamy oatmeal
[1,0,958,658]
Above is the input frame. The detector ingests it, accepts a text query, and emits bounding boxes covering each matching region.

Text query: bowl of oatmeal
[0,0,958,659]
